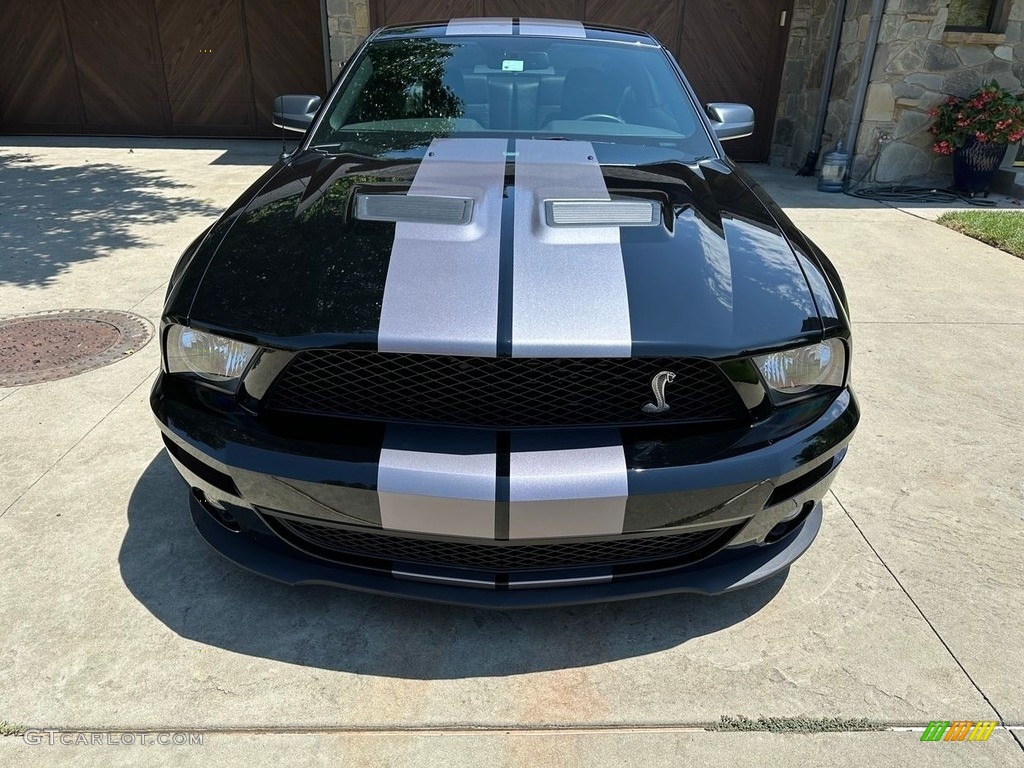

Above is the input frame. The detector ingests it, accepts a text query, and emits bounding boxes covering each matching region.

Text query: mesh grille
[262,351,746,428]
[269,515,732,571]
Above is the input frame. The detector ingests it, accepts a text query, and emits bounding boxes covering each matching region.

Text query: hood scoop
[544,199,661,227]
[355,193,474,225]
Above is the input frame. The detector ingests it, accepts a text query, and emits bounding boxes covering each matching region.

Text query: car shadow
[120,451,787,679]
[0,149,221,288]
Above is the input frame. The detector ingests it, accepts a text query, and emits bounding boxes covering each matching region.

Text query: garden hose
[846,186,998,206]
[842,146,999,207]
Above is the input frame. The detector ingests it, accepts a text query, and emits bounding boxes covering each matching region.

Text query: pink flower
[975,132,989,142]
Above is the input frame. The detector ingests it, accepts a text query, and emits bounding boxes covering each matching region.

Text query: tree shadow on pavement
[121,452,787,679]
[0,151,219,288]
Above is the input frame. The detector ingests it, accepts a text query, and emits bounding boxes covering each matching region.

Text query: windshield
[309,35,715,157]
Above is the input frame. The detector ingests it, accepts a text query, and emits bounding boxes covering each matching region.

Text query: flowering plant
[928,81,1024,155]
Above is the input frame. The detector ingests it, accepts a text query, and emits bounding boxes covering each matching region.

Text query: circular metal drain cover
[0,309,153,387]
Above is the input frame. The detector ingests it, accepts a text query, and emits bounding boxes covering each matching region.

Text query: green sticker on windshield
[501,60,524,72]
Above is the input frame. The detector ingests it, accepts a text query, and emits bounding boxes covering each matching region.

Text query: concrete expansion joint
[0,365,160,522]
[829,489,1016,754]
[13,722,1024,736]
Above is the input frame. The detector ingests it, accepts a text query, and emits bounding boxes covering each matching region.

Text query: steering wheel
[577,113,624,123]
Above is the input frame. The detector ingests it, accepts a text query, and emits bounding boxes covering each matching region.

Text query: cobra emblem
[642,371,677,414]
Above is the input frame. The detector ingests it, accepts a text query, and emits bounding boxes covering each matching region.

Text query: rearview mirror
[272,94,322,133]
[707,103,755,141]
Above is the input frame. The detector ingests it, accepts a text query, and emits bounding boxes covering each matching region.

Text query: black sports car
[152,18,858,607]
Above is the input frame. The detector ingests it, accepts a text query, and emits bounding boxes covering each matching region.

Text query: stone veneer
[325,0,370,77]
[774,0,1024,181]
[772,0,849,167]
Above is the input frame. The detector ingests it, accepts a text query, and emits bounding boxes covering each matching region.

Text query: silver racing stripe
[518,18,586,38]
[377,138,508,356]
[392,569,496,589]
[507,432,628,539]
[445,17,513,35]
[509,572,612,589]
[377,427,497,539]
[511,140,632,357]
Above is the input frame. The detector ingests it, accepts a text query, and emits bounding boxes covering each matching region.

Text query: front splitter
[188,492,822,609]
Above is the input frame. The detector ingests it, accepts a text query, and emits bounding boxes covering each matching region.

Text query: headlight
[165,325,258,387]
[754,339,847,399]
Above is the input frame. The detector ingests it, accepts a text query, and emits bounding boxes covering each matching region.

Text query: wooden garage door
[674,0,792,162]
[0,0,326,136]
[369,0,792,161]
[0,0,84,133]
[156,0,254,133]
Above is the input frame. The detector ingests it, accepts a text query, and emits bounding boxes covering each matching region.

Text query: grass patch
[937,210,1024,259]
[708,715,885,733]
[0,721,26,737]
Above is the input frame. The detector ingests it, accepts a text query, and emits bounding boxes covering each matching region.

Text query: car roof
[372,18,662,47]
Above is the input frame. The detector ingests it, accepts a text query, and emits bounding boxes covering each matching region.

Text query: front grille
[266,515,734,572]
[262,351,746,428]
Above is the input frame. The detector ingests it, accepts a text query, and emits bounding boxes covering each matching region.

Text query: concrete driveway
[1,139,1022,766]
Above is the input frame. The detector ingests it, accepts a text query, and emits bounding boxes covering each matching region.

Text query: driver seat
[558,67,626,121]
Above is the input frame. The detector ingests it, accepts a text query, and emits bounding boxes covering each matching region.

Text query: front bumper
[152,374,858,607]
[189,486,824,608]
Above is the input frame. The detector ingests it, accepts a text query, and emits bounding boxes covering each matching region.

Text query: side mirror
[272,94,322,133]
[707,103,755,141]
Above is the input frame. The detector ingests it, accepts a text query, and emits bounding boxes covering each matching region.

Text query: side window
[328,58,373,130]
[945,0,1007,32]
[338,40,464,127]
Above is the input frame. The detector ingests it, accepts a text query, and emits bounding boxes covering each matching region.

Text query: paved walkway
[0,140,1021,766]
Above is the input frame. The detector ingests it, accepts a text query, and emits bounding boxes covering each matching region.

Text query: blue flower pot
[953,137,1007,195]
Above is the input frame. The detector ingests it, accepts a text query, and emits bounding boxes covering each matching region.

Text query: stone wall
[819,0,886,170]
[772,0,1024,179]
[771,0,906,170]
[769,0,888,168]
[771,0,840,166]
[849,0,1024,183]
[325,0,370,78]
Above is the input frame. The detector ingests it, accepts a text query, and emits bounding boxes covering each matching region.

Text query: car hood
[183,141,823,358]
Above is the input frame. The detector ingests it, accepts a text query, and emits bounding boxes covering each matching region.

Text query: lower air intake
[264,514,737,572]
